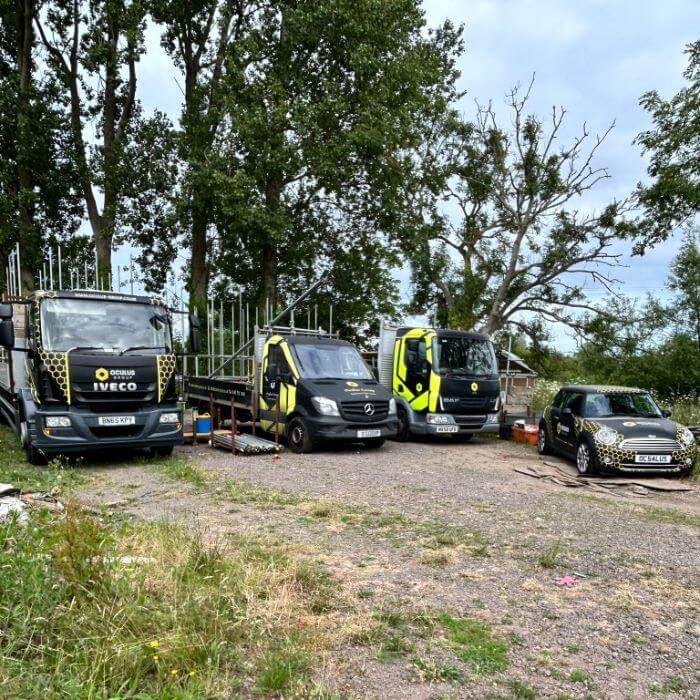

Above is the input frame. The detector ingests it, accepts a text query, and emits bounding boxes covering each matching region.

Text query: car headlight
[311,396,340,416]
[388,398,397,415]
[595,427,618,446]
[159,413,180,424]
[427,413,454,425]
[680,427,696,446]
[46,416,71,428]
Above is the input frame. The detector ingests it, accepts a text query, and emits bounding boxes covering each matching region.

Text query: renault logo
[364,403,375,416]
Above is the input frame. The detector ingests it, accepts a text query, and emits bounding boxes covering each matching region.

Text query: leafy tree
[396,79,635,339]
[35,0,148,286]
[667,227,700,350]
[635,41,700,251]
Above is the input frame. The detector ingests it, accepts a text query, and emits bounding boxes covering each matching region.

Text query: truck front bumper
[31,406,183,455]
[304,414,399,442]
[413,413,500,436]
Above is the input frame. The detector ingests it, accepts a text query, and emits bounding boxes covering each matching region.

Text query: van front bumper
[305,414,399,442]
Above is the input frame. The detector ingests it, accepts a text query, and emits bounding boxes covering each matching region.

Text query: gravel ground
[77,436,700,699]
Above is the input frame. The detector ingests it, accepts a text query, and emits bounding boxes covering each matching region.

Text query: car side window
[552,390,565,408]
[563,392,584,416]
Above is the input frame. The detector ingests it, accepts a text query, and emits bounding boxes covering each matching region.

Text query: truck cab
[257,333,398,453]
[378,324,501,440]
[0,290,186,464]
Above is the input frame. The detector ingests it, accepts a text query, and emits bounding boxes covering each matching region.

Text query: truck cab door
[394,331,433,412]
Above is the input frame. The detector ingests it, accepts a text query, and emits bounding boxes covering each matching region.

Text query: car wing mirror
[561,407,573,416]
[661,409,672,418]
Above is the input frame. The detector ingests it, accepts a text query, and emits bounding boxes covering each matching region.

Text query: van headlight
[680,427,696,446]
[160,413,180,424]
[45,416,71,428]
[388,399,397,415]
[595,427,618,446]
[311,396,340,416]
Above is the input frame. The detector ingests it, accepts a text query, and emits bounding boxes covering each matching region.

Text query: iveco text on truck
[0,290,200,464]
[377,324,501,440]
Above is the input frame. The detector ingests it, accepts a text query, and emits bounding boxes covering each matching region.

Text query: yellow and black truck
[377,323,501,440]
[184,328,398,453]
[0,290,200,464]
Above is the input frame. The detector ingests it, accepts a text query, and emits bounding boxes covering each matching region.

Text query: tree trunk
[188,208,209,321]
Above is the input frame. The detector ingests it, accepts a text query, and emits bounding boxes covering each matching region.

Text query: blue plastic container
[195,414,212,434]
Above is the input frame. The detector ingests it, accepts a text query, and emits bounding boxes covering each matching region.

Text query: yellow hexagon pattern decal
[95,367,109,381]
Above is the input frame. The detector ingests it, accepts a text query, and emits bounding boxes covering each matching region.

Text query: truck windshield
[40,298,172,354]
[432,336,498,377]
[292,343,373,380]
[584,392,662,418]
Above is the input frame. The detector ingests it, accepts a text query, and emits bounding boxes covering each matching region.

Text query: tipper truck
[0,289,200,464]
[377,323,501,440]
[184,327,398,453]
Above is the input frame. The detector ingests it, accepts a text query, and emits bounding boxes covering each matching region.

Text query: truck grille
[459,397,487,409]
[341,400,389,422]
[72,385,156,408]
[454,414,486,426]
[89,425,143,439]
[619,437,683,453]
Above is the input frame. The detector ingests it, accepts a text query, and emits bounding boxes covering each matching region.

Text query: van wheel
[537,425,553,455]
[576,439,599,475]
[151,446,174,458]
[25,441,47,466]
[394,408,410,442]
[287,417,314,454]
[363,438,385,449]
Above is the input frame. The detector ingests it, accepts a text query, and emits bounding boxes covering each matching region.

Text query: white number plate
[635,454,672,464]
[357,429,381,439]
[436,425,459,433]
[98,416,136,427]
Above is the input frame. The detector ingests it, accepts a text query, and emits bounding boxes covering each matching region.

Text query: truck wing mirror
[188,314,201,354]
[0,319,15,349]
[0,303,12,320]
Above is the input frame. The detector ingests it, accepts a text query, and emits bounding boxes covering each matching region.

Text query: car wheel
[537,425,552,455]
[151,446,174,458]
[287,417,314,454]
[363,437,386,449]
[576,440,598,475]
[394,408,410,442]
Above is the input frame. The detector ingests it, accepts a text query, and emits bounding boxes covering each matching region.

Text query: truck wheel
[25,441,47,466]
[363,438,386,449]
[537,424,553,455]
[394,408,410,442]
[151,446,174,458]
[287,417,314,454]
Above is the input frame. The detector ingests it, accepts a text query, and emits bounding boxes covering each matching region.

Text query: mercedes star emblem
[364,403,375,416]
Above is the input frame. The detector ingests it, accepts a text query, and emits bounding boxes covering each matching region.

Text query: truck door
[394,330,434,412]
[259,338,297,434]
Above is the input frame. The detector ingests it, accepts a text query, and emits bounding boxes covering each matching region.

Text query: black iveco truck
[0,290,199,464]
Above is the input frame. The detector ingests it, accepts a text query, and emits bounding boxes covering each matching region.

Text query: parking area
[78,437,699,698]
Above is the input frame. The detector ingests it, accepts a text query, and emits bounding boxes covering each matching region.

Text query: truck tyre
[363,438,386,449]
[287,417,314,454]
[25,440,47,466]
[576,438,599,475]
[394,407,410,442]
[151,446,174,458]
[537,424,553,455]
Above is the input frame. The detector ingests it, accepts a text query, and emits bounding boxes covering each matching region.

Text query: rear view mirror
[0,303,12,320]
[188,314,201,354]
[0,319,15,348]
[661,409,672,418]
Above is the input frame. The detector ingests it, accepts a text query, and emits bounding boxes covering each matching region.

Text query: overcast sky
[120,0,699,349]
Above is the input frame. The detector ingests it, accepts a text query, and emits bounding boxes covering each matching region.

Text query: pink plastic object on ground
[554,575,579,587]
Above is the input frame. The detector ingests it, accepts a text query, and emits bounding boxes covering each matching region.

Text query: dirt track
[78,436,699,699]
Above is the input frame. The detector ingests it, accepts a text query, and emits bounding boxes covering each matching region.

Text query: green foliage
[438,613,509,675]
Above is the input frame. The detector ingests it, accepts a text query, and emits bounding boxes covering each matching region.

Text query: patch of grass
[439,613,509,675]
[0,506,339,697]
[538,540,561,569]
[650,676,687,694]
[509,678,537,699]
[148,455,207,487]
[568,669,592,684]
[421,548,458,567]
[0,425,82,494]
[376,634,414,662]
[410,656,463,683]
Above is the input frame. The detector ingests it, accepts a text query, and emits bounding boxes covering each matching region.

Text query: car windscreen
[584,392,662,418]
[291,343,373,380]
[40,298,172,354]
[432,336,498,377]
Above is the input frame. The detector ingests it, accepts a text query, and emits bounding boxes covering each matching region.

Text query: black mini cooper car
[538,385,697,475]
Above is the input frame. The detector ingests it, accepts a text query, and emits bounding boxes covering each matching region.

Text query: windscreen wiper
[120,345,167,355]
[66,346,110,354]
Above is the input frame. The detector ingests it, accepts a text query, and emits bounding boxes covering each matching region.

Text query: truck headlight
[487,413,499,424]
[427,413,454,425]
[311,396,340,416]
[680,427,695,446]
[46,416,71,428]
[595,427,617,446]
[159,413,180,424]
[388,399,397,415]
